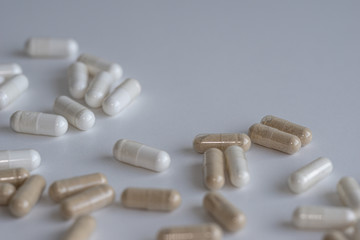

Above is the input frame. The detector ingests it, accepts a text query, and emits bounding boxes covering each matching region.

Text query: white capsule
[337,177,360,214]
[25,37,78,58]
[77,53,123,80]
[102,78,141,116]
[224,145,250,188]
[0,74,29,110]
[53,96,95,131]
[113,139,171,172]
[85,72,113,108]
[288,157,333,194]
[0,64,22,77]
[0,149,41,171]
[68,62,89,99]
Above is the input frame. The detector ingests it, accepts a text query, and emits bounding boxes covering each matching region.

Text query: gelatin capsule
[25,37,78,58]
[0,63,22,77]
[288,157,333,194]
[102,78,141,116]
[0,74,29,110]
[337,177,360,214]
[157,223,222,240]
[60,184,115,219]
[224,145,250,188]
[0,183,16,205]
[63,215,96,240]
[113,139,171,172]
[49,173,108,203]
[85,71,113,108]
[0,149,41,171]
[9,175,46,217]
[203,148,225,190]
[324,231,349,240]
[53,96,95,131]
[68,62,89,99]
[193,133,251,153]
[0,168,29,187]
[203,192,246,232]
[121,187,181,211]
[248,123,301,154]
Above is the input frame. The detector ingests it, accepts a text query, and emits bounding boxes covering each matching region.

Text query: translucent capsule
[0,183,16,205]
[102,78,141,116]
[121,187,181,211]
[9,175,46,217]
[113,139,171,172]
[0,74,29,110]
[85,72,113,108]
[0,168,29,187]
[49,173,108,203]
[60,184,115,219]
[54,96,95,131]
[25,37,78,58]
[68,62,89,99]
[193,133,251,153]
[224,145,250,188]
[0,149,41,171]
[203,148,225,190]
[203,192,246,232]
[157,223,222,240]
[324,231,349,240]
[337,177,360,214]
[63,215,96,240]
[0,63,22,77]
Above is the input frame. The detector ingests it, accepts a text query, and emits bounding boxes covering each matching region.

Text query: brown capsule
[203,192,246,232]
[203,148,225,190]
[49,172,108,202]
[323,231,349,240]
[193,133,251,153]
[63,215,96,240]
[60,184,115,219]
[0,168,29,187]
[9,175,46,217]
[121,187,181,211]
[157,223,222,240]
[0,183,16,205]
[248,123,301,154]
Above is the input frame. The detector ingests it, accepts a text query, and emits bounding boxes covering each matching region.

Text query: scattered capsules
[0,74,29,110]
[113,139,171,172]
[193,133,251,153]
[203,148,225,190]
[224,145,250,188]
[63,215,96,240]
[53,96,95,131]
[323,231,350,240]
[0,149,41,171]
[25,37,78,58]
[0,63,22,77]
[157,223,222,240]
[0,168,29,187]
[337,177,360,214]
[85,71,113,108]
[68,62,89,99]
[0,183,16,205]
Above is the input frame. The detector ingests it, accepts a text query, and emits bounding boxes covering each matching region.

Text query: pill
[9,175,46,217]
[224,145,250,188]
[85,71,113,108]
[68,62,89,99]
[113,139,171,172]
[0,149,41,171]
[324,231,349,240]
[193,133,251,153]
[0,183,16,205]
[203,192,246,232]
[203,148,225,190]
[60,184,115,219]
[49,173,108,203]
[0,74,29,110]
[77,53,123,80]
[337,177,360,214]
[53,96,95,131]
[25,37,78,58]
[63,215,96,240]
[121,187,181,211]
[157,223,222,240]
[354,221,360,240]
[102,78,141,116]
[0,63,22,77]
[288,157,333,194]
[0,168,29,187]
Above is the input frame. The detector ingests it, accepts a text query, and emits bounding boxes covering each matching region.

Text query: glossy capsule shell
[0,183,16,205]
[203,148,225,190]
[193,133,251,153]
[49,173,108,203]
[337,177,360,213]
[0,149,41,171]
[224,145,250,188]
[85,71,113,108]
[0,63,22,77]
[63,215,96,240]
[54,96,95,130]
[0,74,29,110]
[157,223,222,240]
[288,157,333,194]
[324,231,349,240]
[0,168,29,187]
[113,139,171,172]
[25,37,78,58]
[68,62,89,99]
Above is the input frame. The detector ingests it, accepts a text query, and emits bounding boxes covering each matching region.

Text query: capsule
[203,148,225,190]
[157,223,222,240]
[0,74,29,110]
[0,183,16,205]
[0,149,41,171]
[203,192,246,232]
[85,72,113,108]
[60,184,115,219]
[0,168,29,187]
[53,96,95,131]
[49,173,108,203]
[0,63,22,77]
[77,53,123,80]
[113,139,171,172]
[224,145,250,188]
[337,177,360,214]
[9,175,46,217]
[63,215,96,240]
[193,133,251,153]
[25,37,78,58]
[324,231,349,240]
[68,62,89,99]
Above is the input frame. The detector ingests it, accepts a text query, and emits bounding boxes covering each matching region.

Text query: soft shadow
[0,125,13,135]
[12,49,27,58]
[190,205,213,223]
[280,221,294,229]
[277,180,292,195]
[324,192,342,206]
[179,147,198,156]
[189,163,204,190]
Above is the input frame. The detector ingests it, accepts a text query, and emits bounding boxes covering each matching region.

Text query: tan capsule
[60,184,115,219]
[203,192,246,232]
[157,223,222,240]
[323,231,349,240]
[121,187,181,211]
[248,123,301,154]
[49,173,108,202]
[9,175,46,217]
[203,148,225,190]
[0,183,16,205]
[193,133,251,153]
[0,168,29,187]
[63,215,96,240]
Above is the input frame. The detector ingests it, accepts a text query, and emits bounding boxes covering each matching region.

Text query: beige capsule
[0,168,29,187]
[323,231,349,240]
[203,192,246,232]
[0,183,16,205]
[193,133,251,153]
[9,175,46,217]
[248,123,301,154]
[63,215,96,240]
[203,148,225,190]
[121,187,181,211]
[157,223,222,240]
[60,184,115,219]
[49,173,108,202]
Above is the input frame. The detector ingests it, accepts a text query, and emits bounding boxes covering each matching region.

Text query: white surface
[0,1,360,239]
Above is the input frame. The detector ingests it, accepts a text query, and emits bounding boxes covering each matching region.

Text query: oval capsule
[25,37,78,58]
[85,71,113,108]
[0,183,16,205]
[63,215,96,240]
[323,231,349,240]
[157,223,222,240]
[0,74,29,110]
[0,63,22,77]
[0,149,41,171]
[0,168,29,187]
[224,145,250,188]
[193,133,251,153]
[337,177,360,214]
[203,148,225,190]
[68,62,89,99]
